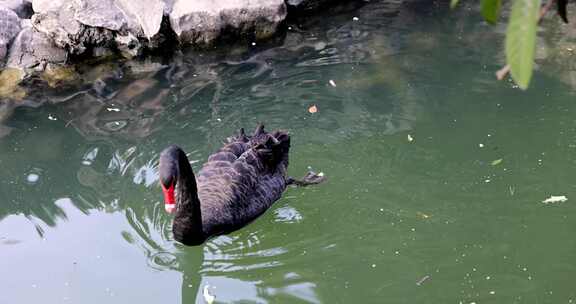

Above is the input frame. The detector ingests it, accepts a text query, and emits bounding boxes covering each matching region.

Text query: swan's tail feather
[253,123,265,136]
[250,127,290,169]
[226,127,249,143]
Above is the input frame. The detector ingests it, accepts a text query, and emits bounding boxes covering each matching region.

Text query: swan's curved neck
[173,152,204,245]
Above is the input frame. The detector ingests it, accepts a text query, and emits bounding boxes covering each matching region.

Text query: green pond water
[2,1,576,303]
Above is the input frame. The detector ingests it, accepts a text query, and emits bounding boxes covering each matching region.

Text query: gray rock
[115,32,141,58]
[0,0,32,18]
[162,0,175,15]
[20,17,30,28]
[285,0,332,11]
[30,0,165,57]
[31,0,64,13]
[74,0,126,31]
[169,0,286,45]
[115,0,165,39]
[32,2,115,54]
[0,6,21,62]
[6,26,67,70]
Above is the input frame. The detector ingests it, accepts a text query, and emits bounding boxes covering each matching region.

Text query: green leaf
[481,0,502,24]
[491,158,503,166]
[506,0,541,90]
[450,0,459,9]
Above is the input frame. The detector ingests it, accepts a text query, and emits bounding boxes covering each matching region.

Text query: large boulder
[6,26,67,70]
[115,0,165,39]
[31,2,115,54]
[31,0,63,13]
[0,6,21,63]
[30,0,165,56]
[169,0,286,45]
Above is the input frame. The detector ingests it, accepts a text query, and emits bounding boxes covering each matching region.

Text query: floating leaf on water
[417,211,430,219]
[491,158,503,166]
[203,285,215,304]
[542,195,568,204]
[308,105,318,113]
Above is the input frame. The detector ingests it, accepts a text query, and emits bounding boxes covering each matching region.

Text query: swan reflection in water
[123,197,321,303]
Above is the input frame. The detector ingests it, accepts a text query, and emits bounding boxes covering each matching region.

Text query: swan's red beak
[161,183,175,214]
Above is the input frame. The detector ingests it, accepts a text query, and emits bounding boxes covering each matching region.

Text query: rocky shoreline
[0,0,338,74]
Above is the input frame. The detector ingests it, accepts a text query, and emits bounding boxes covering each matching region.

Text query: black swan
[159,124,325,245]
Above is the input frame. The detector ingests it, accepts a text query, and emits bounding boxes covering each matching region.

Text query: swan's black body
[159,124,295,245]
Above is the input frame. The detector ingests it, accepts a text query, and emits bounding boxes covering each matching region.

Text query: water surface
[2,1,576,303]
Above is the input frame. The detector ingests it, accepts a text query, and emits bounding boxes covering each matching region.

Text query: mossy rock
[41,65,79,88]
[0,68,26,100]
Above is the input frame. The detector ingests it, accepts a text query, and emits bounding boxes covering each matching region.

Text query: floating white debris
[106,107,120,112]
[317,172,324,177]
[27,173,39,183]
[203,285,215,304]
[478,143,484,148]
[329,80,337,87]
[352,16,359,21]
[251,42,256,46]
[491,159,502,166]
[542,195,568,204]
[48,114,57,121]
[407,134,414,142]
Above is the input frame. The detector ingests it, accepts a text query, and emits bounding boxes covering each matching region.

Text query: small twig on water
[495,0,556,81]
[416,275,430,286]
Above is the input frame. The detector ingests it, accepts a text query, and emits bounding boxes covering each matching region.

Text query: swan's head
[159,145,181,214]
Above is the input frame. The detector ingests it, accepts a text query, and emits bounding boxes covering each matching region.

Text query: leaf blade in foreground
[505,0,541,90]
[481,0,502,24]
[450,0,459,9]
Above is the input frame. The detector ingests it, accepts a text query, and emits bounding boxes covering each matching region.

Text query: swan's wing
[209,124,290,172]
[196,125,290,231]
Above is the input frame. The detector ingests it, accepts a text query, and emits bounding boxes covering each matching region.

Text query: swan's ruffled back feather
[196,124,290,235]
